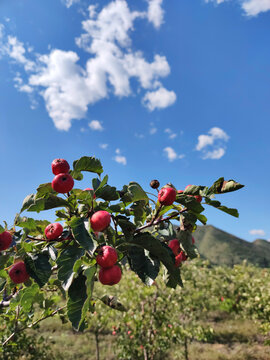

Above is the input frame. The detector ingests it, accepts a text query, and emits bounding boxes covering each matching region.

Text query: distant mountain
[193,225,270,268]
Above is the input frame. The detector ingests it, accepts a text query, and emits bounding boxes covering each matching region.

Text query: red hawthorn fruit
[112,331,116,336]
[177,190,184,194]
[45,223,63,240]
[51,158,70,175]
[221,296,225,302]
[90,211,111,232]
[195,195,202,203]
[0,231,12,251]
[9,262,30,284]
[99,265,122,285]
[84,188,96,199]
[52,173,74,193]
[168,239,180,256]
[96,246,118,268]
[175,251,188,267]
[158,187,176,206]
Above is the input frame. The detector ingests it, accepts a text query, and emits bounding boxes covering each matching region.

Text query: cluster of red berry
[168,239,191,267]
[96,246,122,286]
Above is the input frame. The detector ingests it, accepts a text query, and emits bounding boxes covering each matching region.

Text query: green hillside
[193,225,270,267]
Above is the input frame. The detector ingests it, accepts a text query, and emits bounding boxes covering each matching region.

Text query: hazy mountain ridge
[193,225,270,267]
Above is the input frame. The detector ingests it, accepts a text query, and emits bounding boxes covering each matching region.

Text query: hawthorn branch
[134,208,187,234]
[2,305,67,347]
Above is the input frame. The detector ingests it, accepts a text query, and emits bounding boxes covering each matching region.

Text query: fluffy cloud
[99,143,108,149]
[89,120,104,131]
[143,87,176,111]
[249,229,266,237]
[242,0,270,16]
[196,127,229,160]
[206,0,270,16]
[163,147,185,162]
[164,128,177,139]
[3,0,175,131]
[147,0,164,29]
[62,0,80,8]
[113,148,127,165]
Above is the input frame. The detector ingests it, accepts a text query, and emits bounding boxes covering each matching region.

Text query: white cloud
[163,147,185,162]
[249,229,266,237]
[113,148,127,165]
[196,127,229,160]
[99,143,108,149]
[241,0,270,16]
[135,133,145,139]
[143,87,177,111]
[6,36,35,71]
[164,128,177,139]
[3,0,173,131]
[202,148,225,159]
[63,0,80,8]
[89,120,104,131]
[150,127,157,135]
[206,0,270,16]
[147,0,164,29]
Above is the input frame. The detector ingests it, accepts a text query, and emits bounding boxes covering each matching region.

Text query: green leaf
[36,183,56,199]
[0,225,4,234]
[48,245,58,261]
[190,212,208,225]
[93,174,108,192]
[27,195,69,213]
[176,194,204,213]
[57,246,84,291]
[25,253,52,287]
[0,278,6,293]
[204,198,239,217]
[184,185,206,195]
[128,246,160,286]
[78,266,96,328]
[72,156,103,180]
[127,182,149,202]
[208,177,244,194]
[70,217,95,252]
[20,284,39,312]
[15,216,50,235]
[177,230,198,259]
[21,194,36,213]
[67,273,88,330]
[100,295,127,312]
[116,216,136,240]
[95,185,119,201]
[131,233,183,288]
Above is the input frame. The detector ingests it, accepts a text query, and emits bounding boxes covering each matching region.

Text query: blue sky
[0,0,270,242]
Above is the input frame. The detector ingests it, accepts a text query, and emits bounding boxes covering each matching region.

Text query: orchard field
[1,260,269,360]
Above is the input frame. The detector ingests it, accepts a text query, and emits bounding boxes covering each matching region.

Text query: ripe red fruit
[99,265,122,285]
[185,185,192,190]
[9,262,30,284]
[90,211,111,232]
[45,223,63,240]
[177,190,184,194]
[175,251,188,267]
[96,246,118,268]
[168,239,180,256]
[195,195,202,203]
[84,188,96,199]
[0,231,12,251]
[51,158,70,175]
[52,173,74,193]
[158,187,176,206]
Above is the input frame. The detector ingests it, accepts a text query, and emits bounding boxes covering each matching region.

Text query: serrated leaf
[70,217,94,252]
[48,246,58,261]
[208,177,244,194]
[67,273,88,330]
[36,183,56,199]
[95,185,119,201]
[204,198,239,217]
[78,266,96,328]
[73,156,103,176]
[20,284,39,312]
[190,212,208,225]
[131,233,183,288]
[128,246,160,286]
[100,295,127,312]
[176,194,204,213]
[184,185,206,195]
[25,253,52,287]
[21,194,36,213]
[127,182,149,203]
[26,195,69,213]
[177,230,198,259]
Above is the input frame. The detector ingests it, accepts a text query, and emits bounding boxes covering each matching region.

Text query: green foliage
[0,155,244,350]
